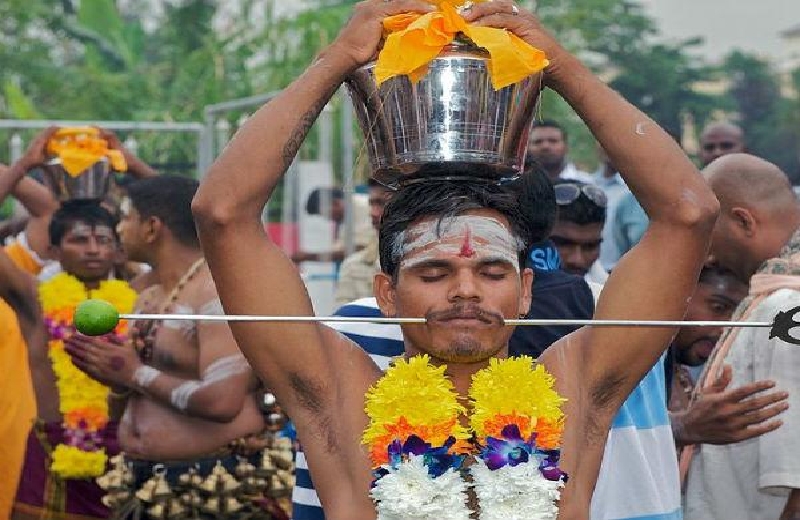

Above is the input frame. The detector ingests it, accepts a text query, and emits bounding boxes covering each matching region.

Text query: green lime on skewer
[74,299,120,336]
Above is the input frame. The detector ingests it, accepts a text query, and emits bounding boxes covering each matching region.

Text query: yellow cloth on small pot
[375,1,548,90]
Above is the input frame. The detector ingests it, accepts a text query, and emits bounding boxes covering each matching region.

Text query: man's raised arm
[466,3,719,401]
[192,1,435,418]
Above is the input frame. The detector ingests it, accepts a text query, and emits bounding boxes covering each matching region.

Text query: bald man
[699,122,745,167]
[683,154,800,520]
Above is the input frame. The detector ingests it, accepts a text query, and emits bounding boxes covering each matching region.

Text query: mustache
[425,304,505,325]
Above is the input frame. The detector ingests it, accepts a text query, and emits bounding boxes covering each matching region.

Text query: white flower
[470,459,563,520]
[371,455,471,520]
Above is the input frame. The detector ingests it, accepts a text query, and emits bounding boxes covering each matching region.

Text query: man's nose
[449,269,480,301]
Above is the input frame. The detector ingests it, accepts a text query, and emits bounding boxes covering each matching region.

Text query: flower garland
[39,273,137,478]
[363,355,567,520]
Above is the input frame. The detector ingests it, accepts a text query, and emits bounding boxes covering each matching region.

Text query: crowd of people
[1,1,799,520]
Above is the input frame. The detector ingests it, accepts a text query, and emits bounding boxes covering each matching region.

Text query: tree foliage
[0,0,797,179]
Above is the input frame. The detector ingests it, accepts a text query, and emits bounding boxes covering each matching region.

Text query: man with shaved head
[683,153,800,520]
[699,122,745,167]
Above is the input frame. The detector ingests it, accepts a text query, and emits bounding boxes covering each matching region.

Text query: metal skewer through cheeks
[75,300,800,346]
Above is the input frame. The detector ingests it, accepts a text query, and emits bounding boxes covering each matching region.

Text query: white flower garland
[371,455,472,520]
[370,455,563,520]
[471,458,563,520]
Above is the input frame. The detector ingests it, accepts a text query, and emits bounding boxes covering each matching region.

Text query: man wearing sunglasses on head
[549,180,610,296]
[699,122,745,167]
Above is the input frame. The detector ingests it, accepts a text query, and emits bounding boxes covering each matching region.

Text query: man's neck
[545,162,567,181]
[149,244,205,293]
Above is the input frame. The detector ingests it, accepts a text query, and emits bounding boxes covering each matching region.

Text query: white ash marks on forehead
[396,215,524,272]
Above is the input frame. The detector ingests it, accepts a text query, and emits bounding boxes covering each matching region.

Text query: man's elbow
[199,399,244,424]
[669,190,720,231]
[191,191,239,232]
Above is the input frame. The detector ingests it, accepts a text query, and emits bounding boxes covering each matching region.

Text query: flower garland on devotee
[39,273,137,478]
[363,355,567,520]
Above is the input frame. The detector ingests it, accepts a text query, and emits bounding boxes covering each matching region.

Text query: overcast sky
[639,0,800,65]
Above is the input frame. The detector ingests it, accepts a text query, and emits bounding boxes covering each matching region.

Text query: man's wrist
[670,410,694,446]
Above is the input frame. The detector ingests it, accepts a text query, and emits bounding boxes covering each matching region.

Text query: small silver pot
[346,37,543,187]
[42,158,113,201]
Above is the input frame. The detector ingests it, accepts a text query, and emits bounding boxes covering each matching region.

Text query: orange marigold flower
[64,407,108,431]
[482,413,533,440]
[535,416,565,450]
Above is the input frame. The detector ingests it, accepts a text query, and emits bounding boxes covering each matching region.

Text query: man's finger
[733,419,784,443]
[724,379,778,402]
[738,390,790,414]
[462,0,521,21]
[736,401,789,427]
[708,364,733,393]
[374,0,435,16]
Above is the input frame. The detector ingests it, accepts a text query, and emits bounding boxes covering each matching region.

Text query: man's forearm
[13,177,58,218]
[0,162,28,205]
[194,48,356,223]
[549,55,714,222]
[128,365,247,423]
[780,489,800,520]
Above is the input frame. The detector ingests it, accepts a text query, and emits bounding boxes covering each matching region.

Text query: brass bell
[136,480,157,502]
[235,460,255,478]
[96,474,112,490]
[147,503,166,519]
[201,497,220,514]
[260,453,275,470]
[167,499,186,519]
[211,461,227,477]
[221,476,240,493]
[178,473,191,487]
[199,476,218,494]
[153,477,173,499]
[224,497,243,513]
[102,494,117,508]
[190,473,203,487]
[109,454,125,466]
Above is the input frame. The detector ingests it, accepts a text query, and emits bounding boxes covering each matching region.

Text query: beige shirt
[334,235,379,308]
[684,288,800,519]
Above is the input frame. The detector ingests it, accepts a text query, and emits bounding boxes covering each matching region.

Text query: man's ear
[143,216,162,244]
[730,206,757,237]
[519,267,534,317]
[374,271,397,318]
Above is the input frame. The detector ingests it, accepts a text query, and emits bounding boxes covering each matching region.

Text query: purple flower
[383,435,465,478]
[538,450,567,482]
[480,425,536,471]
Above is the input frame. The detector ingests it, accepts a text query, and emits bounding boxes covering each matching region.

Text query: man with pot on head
[65,175,290,520]
[193,1,719,518]
[6,203,128,520]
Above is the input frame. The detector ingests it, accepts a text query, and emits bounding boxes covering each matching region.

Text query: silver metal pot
[42,158,113,201]
[346,37,543,187]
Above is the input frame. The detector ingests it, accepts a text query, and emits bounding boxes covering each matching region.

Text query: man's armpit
[289,371,340,454]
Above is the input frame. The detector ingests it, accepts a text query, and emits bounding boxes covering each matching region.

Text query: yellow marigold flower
[469,356,566,441]
[39,273,87,314]
[50,445,108,478]
[363,355,469,450]
[92,280,137,314]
